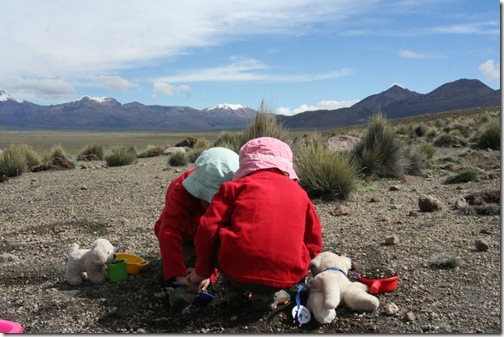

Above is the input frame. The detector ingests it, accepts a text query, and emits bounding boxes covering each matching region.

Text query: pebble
[474,238,490,251]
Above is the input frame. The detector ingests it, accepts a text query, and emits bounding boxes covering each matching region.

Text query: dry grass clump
[351,113,408,179]
[294,137,359,200]
[443,169,479,184]
[137,145,165,158]
[78,143,104,160]
[0,144,28,177]
[168,152,188,167]
[477,117,500,150]
[105,146,138,167]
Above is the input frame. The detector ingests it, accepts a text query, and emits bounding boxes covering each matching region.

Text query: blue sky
[0,0,500,115]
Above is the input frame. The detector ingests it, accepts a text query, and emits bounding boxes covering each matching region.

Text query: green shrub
[193,138,211,151]
[214,131,241,151]
[187,148,205,163]
[477,118,500,150]
[351,113,406,179]
[169,152,188,166]
[234,101,290,152]
[403,145,428,176]
[105,146,137,167]
[433,134,453,147]
[443,169,479,184]
[137,144,165,158]
[419,142,436,159]
[18,144,40,168]
[78,143,104,160]
[430,256,461,270]
[414,124,429,137]
[0,145,28,177]
[294,140,359,200]
[50,144,67,159]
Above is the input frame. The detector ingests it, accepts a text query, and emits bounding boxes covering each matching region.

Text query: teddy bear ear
[310,254,321,270]
[92,246,108,264]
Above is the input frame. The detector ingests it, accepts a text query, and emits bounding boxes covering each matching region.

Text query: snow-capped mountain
[206,103,248,111]
[72,96,116,104]
[0,90,23,103]
[0,79,499,131]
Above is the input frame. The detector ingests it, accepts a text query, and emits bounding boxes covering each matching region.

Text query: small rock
[389,185,402,191]
[403,311,416,322]
[332,205,349,216]
[380,215,391,222]
[370,196,381,203]
[418,195,444,212]
[474,238,489,251]
[0,253,19,262]
[385,235,399,245]
[408,210,420,217]
[384,303,399,315]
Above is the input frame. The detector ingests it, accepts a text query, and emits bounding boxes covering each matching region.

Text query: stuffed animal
[306,251,380,324]
[66,238,117,286]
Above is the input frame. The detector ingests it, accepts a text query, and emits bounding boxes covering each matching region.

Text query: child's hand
[187,271,205,293]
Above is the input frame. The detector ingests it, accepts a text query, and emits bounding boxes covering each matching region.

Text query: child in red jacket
[188,137,323,311]
[154,147,238,311]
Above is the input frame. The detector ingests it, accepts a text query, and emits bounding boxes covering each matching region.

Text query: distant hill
[276,79,500,129]
[0,78,499,131]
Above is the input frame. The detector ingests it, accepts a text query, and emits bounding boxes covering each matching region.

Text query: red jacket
[194,169,322,289]
[154,169,217,283]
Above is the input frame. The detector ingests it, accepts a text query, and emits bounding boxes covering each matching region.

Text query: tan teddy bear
[66,238,117,286]
[306,251,380,324]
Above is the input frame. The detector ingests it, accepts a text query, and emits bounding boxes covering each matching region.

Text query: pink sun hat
[233,137,298,181]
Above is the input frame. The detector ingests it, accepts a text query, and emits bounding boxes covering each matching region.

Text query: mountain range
[0,78,500,131]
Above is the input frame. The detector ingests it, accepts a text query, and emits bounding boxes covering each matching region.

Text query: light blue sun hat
[182,147,239,203]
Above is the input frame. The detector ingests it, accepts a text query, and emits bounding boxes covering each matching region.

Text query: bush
[433,134,453,147]
[351,113,406,179]
[137,145,165,158]
[105,146,138,167]
[187,148,205,163]
[78,143,104,160]
[294,139,359,200]
[193,138,211,151]
[18,144,41,168]
[443,169,479,184]
[235,101,290,152]
[0,145,28,177]
[477,118,500,150]
[403,145,428,176]
[169,152,188,167]
[50,144,67,159]
[419,142,436,159]
[214,132,241,151]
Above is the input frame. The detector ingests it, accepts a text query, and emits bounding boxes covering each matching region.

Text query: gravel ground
[0,146,500,334]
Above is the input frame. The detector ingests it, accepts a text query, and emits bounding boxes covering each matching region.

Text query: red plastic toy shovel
[358,274,400,294]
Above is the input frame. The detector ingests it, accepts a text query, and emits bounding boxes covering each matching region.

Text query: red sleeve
[194,184,233,278]
[304,201,323,259]
[154,170,203,282]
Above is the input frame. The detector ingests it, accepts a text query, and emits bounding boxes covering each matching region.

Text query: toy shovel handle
[369,280,381,294]
[139,260,148,266]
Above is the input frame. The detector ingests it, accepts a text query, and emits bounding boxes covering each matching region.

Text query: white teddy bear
[66,238,117,286]
[306,251,380,324]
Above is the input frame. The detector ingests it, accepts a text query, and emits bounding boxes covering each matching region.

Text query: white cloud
[479,59,500,81]
[276,99,359,116]
[158,57,351,83]
[90,76,138,91]
[6,77,75,100]
[153,82,192,97]
[399,49,426,59]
